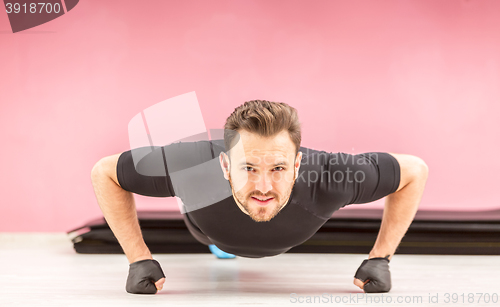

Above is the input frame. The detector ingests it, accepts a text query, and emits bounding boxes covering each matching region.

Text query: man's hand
[126,259,166,294]
[353,256,391,293]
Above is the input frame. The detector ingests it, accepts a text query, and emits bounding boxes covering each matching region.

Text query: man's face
[219,129,302,222]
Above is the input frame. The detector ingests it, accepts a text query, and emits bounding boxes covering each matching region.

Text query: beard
[228,172,295,222]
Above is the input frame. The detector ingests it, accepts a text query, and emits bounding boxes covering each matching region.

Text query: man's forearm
[91,161,152,264]
[369,169,428,261]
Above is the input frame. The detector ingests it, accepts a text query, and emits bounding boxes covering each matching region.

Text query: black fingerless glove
[126,259,165,294]
[354,256,391,293]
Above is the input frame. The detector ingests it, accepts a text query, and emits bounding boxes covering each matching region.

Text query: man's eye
[273,167,284,171]
[244,167,254,171]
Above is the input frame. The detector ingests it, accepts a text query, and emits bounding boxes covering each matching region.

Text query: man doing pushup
[91,100,428,294]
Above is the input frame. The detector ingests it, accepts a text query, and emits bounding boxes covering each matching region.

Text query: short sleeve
[116,147,175,197]
[347,152,400,204]
[292,149,401,219]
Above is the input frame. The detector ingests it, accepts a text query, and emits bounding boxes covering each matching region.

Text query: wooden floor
[1,233,499,307]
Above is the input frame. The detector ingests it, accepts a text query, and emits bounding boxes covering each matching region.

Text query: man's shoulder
[163,139,224,153]
[160,140,224,173]
[299,147,391,169]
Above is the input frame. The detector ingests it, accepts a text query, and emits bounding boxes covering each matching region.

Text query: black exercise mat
[67,208,500,255]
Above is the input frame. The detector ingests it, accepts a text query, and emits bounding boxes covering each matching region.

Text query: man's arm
[90,153,155,264]
[91,153,166,292]
[353,153,429,289]
[368,153,429,260]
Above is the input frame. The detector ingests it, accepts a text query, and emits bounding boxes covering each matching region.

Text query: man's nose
[254,172,273,194]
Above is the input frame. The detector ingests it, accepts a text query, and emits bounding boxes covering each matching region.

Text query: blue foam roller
[209,244,236,259]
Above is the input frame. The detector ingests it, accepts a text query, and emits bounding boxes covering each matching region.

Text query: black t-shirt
[117,140,400,258]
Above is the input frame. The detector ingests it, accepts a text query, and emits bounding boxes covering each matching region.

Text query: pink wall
[1,0,499,232]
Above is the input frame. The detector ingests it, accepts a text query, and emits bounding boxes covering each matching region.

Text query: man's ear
[219,152,230,180]
[294,151,302,180]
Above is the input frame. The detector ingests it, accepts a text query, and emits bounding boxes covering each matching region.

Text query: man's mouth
[251,197,274,206]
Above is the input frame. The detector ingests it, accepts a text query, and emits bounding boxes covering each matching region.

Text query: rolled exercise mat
[67,208,500,255]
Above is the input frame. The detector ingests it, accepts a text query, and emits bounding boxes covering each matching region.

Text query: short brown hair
[223,100,301,154]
